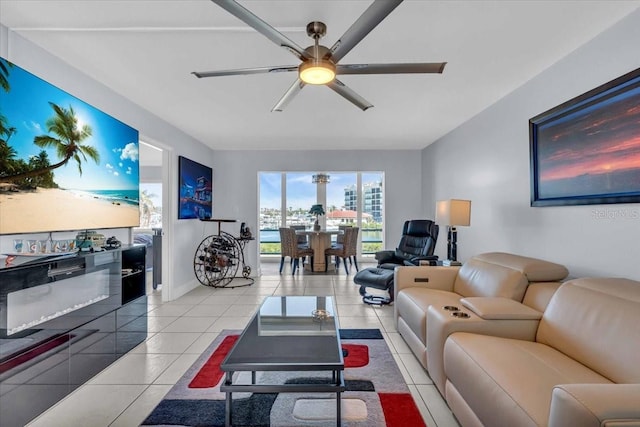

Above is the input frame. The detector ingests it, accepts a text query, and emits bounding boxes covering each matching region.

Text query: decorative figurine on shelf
[240,222,253,239]
[309,204,325,231]
[105,236,122,249]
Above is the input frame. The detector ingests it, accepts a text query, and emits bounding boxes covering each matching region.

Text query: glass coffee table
[221,295,345,426]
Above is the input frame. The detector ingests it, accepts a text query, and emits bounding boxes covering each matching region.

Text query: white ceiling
[1,1,639,151]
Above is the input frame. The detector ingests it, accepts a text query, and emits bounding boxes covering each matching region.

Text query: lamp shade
[436,199,471,226]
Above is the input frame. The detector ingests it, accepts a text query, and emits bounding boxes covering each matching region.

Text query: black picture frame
[178,156,213,219]
[529,67,640,207]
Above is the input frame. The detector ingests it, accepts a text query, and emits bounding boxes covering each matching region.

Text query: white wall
[211,149,424,273]
[0,26,214,300]
[423,9,640,280]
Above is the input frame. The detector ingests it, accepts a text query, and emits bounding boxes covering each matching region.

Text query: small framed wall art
[178,156,213,219]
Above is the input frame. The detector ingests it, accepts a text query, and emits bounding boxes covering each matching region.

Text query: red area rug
[142,328,426,426]
[188,334,238,388]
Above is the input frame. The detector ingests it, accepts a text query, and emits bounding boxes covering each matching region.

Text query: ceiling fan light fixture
[299,59,336,85]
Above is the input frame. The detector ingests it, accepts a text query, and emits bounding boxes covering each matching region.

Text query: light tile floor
[26,261,460,427]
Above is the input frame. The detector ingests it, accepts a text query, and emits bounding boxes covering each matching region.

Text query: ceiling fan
[192,0,446,112]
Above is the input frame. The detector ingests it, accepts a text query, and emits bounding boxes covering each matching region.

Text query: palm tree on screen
[0,102,99,183]
[0,115,18,176]
[0,59,12,93]
[35,102,99,175]
[0,60,17,173]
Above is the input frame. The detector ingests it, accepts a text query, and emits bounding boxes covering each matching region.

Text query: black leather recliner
[354,219,439,305]
[374,219,439,268]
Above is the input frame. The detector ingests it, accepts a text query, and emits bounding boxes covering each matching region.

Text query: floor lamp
[436,199,471,264]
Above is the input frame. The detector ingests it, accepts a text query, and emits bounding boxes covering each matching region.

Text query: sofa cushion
[444,332,612,427]
[473,252,569,282]
[536,277,640,384]
[396,288,462,346]
[521,282,562,312]
[453,257,529,301]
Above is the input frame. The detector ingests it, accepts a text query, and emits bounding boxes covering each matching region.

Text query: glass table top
[258,295,337,336]
[222,296,342,370]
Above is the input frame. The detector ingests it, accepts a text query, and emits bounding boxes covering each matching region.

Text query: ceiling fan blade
[337,62,447,75]
[211,0,312,61]
[327,79,373,111]
[192,66,297,78]
[329,0,403,63]
[272,78,306,112]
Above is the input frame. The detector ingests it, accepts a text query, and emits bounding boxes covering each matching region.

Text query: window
[259,172,282,255]
[286,172,317,229]
[258,172,384,256]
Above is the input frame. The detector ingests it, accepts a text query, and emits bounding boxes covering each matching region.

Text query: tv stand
[0,245,147,427]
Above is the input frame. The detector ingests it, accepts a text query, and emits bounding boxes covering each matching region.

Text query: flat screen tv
[0,57,140,234]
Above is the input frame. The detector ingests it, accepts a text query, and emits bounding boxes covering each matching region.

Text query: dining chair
[325,226,359,274]
[290,224,310,268]
[289,225,309,248]
[336,224,353,267]
[279,227,314,274]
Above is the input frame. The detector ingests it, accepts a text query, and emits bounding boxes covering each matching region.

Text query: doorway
[137,140,168,296]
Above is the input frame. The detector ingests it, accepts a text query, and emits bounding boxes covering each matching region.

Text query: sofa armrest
[394,265,460,293]
[426,305,539,396]
[549,384,640,427]
[460,297,543,320]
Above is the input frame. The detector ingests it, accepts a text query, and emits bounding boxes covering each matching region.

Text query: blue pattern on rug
[339,328,383,339]
[142,394,276,427]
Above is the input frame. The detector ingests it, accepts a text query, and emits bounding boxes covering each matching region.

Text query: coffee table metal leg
[335,369,342,427]
[225,372,233,426]
[225,391,232,426]
[336,390,342,427]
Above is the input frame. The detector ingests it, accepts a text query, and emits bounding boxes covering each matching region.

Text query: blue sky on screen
[1,58,139,190]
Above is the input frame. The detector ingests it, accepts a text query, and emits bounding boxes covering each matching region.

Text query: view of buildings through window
[259,172,384,255]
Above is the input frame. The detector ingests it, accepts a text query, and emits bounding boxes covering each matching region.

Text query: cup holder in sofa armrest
[460,297,543,320]
[443,305,460,311]
[451,311,471,318]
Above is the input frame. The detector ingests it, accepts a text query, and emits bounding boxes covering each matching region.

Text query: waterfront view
[259,171,384,255]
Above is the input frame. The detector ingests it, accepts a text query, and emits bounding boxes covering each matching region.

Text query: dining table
[295,230,343,272]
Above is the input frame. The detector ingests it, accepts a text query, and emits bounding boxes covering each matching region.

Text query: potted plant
[309,204,325,231]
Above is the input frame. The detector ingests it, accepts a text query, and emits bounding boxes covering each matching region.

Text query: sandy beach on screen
[0,188,139,234]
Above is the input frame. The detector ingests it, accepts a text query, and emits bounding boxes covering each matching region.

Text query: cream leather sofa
[394,251,569,389]
[444,277,640,427]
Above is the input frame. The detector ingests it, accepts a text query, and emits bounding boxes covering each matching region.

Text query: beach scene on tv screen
[0,57,140,234]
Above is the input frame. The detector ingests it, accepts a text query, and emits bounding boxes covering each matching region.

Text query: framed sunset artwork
[530,67,640,207]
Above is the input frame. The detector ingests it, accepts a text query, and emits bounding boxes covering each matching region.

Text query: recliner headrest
[405,220,436,237]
